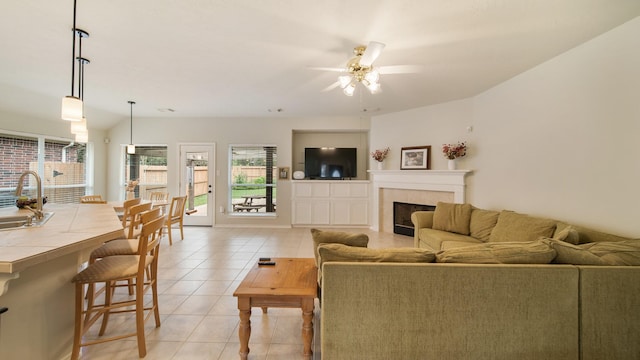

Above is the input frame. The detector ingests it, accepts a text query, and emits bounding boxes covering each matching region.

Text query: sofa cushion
[432,202,473,235]
[417,228,478,251]
[310,228,369,267]
[318,243,435,264]
[440,239,484,250]
[435,240,557,264]
[546,238,640,265]
[489,211,557,243]
[469,208,500,242]
[553,225,580,245]
[544,239,606,265]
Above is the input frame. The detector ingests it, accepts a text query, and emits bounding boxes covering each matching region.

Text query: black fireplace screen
[393,202,436,237]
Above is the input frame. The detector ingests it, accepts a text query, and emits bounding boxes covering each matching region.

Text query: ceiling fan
[313,41,422,96]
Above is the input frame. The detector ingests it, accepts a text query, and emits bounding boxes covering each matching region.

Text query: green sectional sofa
[317,203,640,359]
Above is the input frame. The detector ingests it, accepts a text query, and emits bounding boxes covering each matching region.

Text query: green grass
[192,188,277,206]
[193,194,208,207]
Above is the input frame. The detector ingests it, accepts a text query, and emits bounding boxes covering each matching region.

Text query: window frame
[228,144,277,217]
[0,129,93,207]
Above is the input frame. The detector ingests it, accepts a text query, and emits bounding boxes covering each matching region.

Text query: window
[123,146,168,199]
[229,146,277,214]
[0,131,90,208]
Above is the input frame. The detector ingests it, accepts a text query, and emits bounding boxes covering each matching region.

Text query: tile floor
[77,226,411,359]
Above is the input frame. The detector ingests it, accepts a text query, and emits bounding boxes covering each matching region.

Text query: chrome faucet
[15,170,44,220]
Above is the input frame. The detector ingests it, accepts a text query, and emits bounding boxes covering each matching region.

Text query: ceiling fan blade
[309,66,346,73]
[321,81,341,92]
[359,41,386,67]
[377,65,424,74]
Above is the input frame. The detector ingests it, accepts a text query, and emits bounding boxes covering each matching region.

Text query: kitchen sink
[0,212,54,231]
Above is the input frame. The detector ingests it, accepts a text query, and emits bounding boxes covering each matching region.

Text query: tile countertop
[0,203,125,274]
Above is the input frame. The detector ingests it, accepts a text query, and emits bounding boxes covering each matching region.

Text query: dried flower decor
[442,142,467,160]
[125,179,139,192]
[370,147,390,162]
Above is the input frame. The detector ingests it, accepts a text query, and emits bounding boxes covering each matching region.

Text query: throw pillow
[469,208,500,242]
[553,225,580,245]
[310,228,369,267]
[432,202,473,235]
[318,243,436,264]
[581,240,640,265]
[435,240,557,264]
[543,239,607,265]
[489,211,556,243]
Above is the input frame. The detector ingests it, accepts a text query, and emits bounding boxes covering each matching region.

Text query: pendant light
[71,56,89,142]
[127,101,136,154]
[61,0,89,121]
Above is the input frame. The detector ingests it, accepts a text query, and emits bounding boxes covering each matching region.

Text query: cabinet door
[332,200,369,225]
[293,200,331,225]
[331,182,368,197]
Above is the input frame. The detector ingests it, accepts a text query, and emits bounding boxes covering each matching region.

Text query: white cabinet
[292,180,370,226]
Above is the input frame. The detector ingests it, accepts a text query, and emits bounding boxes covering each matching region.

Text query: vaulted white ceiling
[1,0,638,129]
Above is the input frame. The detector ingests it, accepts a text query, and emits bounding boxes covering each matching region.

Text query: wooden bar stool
[71,215,165,359]
[120,198,142,227]
[80,195,107,204]
[88,207,161,297]
[165,196,187,245]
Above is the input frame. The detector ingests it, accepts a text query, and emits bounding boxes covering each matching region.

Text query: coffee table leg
[238,298,251,360]
[301,298,314,359]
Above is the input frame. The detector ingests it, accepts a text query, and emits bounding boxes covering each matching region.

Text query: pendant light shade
[75,129,88,143]
[127,100,136,154]
[71,117,87,134]
[62,96,83,121]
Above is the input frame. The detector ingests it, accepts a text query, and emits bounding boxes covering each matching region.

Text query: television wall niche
[292,130,368,180]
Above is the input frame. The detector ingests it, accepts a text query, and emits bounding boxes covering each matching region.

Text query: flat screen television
[304,147,357,179]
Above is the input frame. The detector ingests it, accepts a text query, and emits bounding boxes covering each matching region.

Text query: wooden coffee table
[233,258,317,359]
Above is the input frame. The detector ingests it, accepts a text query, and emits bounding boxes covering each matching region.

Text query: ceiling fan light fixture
[338,75,352,88]
[364,69,379,84]
[366,81,381,93]
[343,83,356,96]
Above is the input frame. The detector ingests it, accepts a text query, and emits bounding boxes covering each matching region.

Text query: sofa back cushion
[435,240,557,264]
[319,243,435,264]
[489,211,556,243]
[469,208,500,242]
[310,228,369,267]
[553,225,580,245]
[546,238,640,265]
[432,202,473,235]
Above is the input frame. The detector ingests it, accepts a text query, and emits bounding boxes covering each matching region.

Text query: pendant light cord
[129,101,135,144]
[70,0,77,96]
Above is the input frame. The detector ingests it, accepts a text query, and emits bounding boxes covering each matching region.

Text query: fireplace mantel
[369,170,472,232]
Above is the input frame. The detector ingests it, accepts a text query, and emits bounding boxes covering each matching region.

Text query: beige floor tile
[73,226,408,359]
[187,315,239,342]
[172,342,226,360]
[172,295,219,315]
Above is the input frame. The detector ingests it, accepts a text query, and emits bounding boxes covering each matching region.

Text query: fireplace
[370,169,471,233]
[393,202,436,237]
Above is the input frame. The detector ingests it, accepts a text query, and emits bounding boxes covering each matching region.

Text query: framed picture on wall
[278,167,290,179]
[400,146,431,170]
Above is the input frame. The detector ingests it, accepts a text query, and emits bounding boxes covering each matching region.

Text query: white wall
[371,17,640,237]
[0,109,110,199]
[106,116,370,227]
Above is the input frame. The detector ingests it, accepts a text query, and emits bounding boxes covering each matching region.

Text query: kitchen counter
[0,203,124,360]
